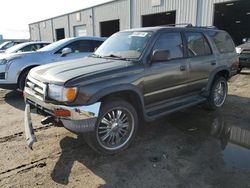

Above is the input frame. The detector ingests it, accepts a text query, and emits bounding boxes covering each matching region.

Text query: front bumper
[239,55,250,68]
[24,86,101,149]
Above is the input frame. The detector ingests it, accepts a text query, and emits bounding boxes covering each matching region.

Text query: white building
[29,0,250,45]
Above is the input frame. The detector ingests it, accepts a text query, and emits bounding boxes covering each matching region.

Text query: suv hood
[30,57,131,85]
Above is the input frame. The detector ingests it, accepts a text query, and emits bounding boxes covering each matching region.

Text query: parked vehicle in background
[0,36,106,90]
[236,37,250,73]
[0,41,50,55]
[0,40,28,52]
[24,26,238,154]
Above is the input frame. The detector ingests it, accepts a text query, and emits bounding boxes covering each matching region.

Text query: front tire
[18,70,29,91]
[206,77,228,110]
[84,100,139,155]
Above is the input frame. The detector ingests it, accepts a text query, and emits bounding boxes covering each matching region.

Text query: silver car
[0,41,50,55]
[0,36,106,90]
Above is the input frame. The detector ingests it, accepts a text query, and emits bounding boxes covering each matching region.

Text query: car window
[20,44,35,52]
[208,31,235,53]
[152,32,184,60]
[92,40,104,50]
[185,32,212,57]
[56,40,94,54]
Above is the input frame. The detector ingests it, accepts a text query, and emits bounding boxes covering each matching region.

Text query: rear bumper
[24,86,101,149]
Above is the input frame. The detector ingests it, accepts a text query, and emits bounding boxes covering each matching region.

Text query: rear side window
[153,32,184,60]
[185,32,212,57]
[208,31,235,53]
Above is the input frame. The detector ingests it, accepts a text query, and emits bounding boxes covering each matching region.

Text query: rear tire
[84,100,139,155]
[206,77,228,110]
[18,70,29,91]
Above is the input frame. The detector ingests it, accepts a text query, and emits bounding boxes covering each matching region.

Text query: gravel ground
[0,71,250,188]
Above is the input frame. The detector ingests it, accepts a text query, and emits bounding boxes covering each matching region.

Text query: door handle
[180,65,186,71]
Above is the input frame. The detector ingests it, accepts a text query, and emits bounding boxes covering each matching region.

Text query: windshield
[5,43,26,54]
[94,31,153,59]
[38,38,71,52]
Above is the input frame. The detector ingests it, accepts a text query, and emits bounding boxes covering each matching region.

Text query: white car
[0,36,106,90]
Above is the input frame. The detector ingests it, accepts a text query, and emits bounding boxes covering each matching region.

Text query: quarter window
[208,31,235,53]
[185,32,212,57]
[153,32,184,60]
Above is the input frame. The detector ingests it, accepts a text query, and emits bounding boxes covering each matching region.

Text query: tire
[84,100,139,155]
[18,70,29,91]
[206,76,228,110]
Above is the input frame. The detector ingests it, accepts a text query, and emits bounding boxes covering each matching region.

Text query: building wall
[39,20,53,42]
[52,15,70,40]
[93,0,130,36]
[29,0,236,41]
[69,9,94,37]
[29,23,41,41]
[133,0,198,27]
[198,0,235,26]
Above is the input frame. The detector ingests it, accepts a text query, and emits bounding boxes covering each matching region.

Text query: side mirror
[242,38,247,43]
[61,47,72,57]
[151,49,170,62]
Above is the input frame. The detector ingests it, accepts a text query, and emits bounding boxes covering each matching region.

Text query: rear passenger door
[144,32,188,105]
[184,32,215,93]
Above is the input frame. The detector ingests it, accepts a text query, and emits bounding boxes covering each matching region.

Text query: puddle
[223,143,250,172]
[167,109,250,172]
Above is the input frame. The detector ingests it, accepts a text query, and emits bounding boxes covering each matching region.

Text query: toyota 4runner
[24,26,238,154]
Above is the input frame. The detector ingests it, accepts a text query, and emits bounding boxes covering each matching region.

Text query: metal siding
[39,20,53,42]
[199,0,236,26]
[69,9,94,37]
[133,0,198,27]
[52,15,70,39]
[93,0,129,36]
[29,24,40,41]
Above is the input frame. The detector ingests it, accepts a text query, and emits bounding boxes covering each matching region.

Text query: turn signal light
[65,87,77,102]
[54,109,71,117]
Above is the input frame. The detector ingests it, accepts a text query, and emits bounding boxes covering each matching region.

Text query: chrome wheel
[96,107,135,151]
[213,81,227,107]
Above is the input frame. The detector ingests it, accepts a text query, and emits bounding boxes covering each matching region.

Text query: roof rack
[162,23,218,29]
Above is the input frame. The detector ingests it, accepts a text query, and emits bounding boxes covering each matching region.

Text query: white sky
[0,0,112,39]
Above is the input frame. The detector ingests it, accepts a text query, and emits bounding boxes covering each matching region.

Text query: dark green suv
[24,26,238,154]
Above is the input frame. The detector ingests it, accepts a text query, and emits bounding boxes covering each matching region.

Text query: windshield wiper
[103,54,129,61]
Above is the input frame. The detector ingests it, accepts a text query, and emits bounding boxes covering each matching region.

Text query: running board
[145,95,206,119]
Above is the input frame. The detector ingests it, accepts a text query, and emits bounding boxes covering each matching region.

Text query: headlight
[48,84,78,102]
[236,47,243,54]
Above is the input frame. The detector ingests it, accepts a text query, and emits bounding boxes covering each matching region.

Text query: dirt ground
[0,71,250,188]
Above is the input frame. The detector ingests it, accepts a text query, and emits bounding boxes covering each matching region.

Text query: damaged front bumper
[24,87,101,149]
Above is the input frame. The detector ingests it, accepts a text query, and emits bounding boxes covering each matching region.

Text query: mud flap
[24,104,37,149]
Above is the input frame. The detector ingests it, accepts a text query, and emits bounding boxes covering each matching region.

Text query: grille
[241,49,250,55]
[26,76,47,100]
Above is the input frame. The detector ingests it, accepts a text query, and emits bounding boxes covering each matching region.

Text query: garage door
[74,25,87,37]
[214,0,250,45]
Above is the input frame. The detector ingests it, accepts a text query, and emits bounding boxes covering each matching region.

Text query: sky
[0,0,112,39]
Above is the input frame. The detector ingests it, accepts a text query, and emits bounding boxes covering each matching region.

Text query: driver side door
[144,32,189,105]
